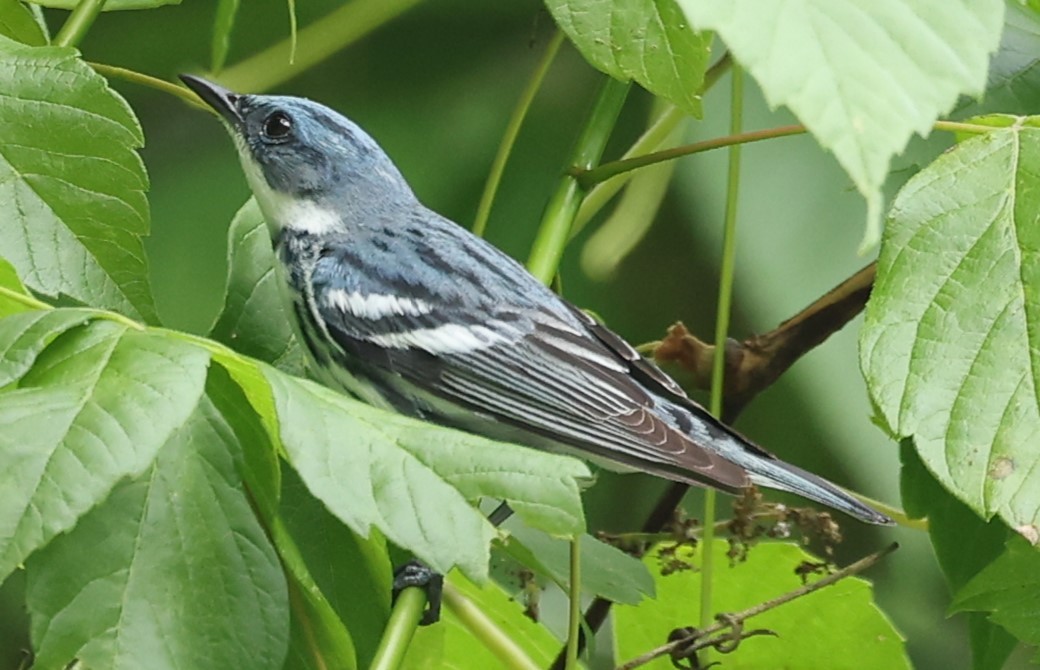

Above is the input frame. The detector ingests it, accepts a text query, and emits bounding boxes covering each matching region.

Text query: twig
[653,263,877,421]
[616,542,899,670]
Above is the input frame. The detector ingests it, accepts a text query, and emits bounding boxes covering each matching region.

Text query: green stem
[579,124,806,189]
[565,538,582,670]
[0,286,51,312]
[443,583,541,670]
[88,62,207,110]
[219,0,423,92]
[472,30,565,237]
[53,0,108,48]
[526,77,630,284]
[933,120,1000,135]
[580,118,998,189]
[369,587,427,670]
[702,66,746,633]
[571,52,732,235]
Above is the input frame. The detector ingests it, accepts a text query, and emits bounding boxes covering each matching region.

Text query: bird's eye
[262,111,293,140]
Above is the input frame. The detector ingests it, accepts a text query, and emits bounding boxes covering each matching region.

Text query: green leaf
[862,122,1040,540]
[614,540,909,669]
[954,537,1040,663]
[280,467,390,668]
[0,35,156,321]
[958,2,1040,118]
[677,0,1004,247]
[0,316,209,581]
[211,0,240,72]
[0,0,46,45]
[25,384,288,670]
[403,572,561,669]
[265,370,589,581]
[26,0,179,10]
[209,198,305,376]
[497,524,654,605]
[900,442,1016,670]
[545,0,712,118]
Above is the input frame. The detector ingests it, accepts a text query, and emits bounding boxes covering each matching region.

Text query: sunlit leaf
[546,0,712,117]
[677,0,1004,247]
[862,121,1040,539]
[0,36,156,321]
[614,540,909,669]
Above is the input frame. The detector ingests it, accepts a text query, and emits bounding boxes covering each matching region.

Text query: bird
[181,75,891,527]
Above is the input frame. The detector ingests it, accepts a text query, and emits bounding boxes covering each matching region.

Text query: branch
[616,542,900,670]
[653,262,877,421]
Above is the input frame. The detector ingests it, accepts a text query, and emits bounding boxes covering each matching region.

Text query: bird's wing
[312,282,750,491]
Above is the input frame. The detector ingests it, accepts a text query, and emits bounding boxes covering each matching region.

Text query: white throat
[233,135,341,236]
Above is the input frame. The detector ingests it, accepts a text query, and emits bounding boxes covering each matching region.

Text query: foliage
[0,0,1038,669]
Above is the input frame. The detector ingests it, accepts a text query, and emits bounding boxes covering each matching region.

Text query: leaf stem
[702,65,745,634]
[570,51,731,236]
[442,582,541,670]
[53,0,107,48]
[932,120,1000,135]
[578,124,806,188]
[565,538,582,670]
[579,117,999,189]
[472,30,565,237]
[0,286,51,312]
[218,0,423,92]
[526,77,630,284]
[88,62,208,110]
[369,587,427,670]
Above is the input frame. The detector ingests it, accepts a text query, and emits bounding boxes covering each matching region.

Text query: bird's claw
[392,560,444,625]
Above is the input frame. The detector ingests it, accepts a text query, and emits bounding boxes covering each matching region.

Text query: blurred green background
[0,1,984,667]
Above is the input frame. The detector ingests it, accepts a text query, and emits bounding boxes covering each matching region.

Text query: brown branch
[654,263,876,421]
[616,542,899,670]
[548,263,877,669]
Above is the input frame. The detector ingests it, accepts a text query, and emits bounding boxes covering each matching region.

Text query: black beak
[180,74,242,124]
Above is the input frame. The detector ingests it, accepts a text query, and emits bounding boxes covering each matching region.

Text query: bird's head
[181,75,414,236]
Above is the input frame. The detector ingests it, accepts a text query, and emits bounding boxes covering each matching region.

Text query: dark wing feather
[316,290,750,491]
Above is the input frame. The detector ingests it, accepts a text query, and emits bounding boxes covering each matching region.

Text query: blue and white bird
[182,75,890,526]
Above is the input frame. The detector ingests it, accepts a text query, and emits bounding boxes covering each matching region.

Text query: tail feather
[745,459,892,525]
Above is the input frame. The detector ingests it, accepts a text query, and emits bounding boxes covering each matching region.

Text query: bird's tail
[742,457,892,525]
[686,412,892,525]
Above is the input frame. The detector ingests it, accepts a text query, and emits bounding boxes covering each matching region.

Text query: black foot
[393,560,444,625]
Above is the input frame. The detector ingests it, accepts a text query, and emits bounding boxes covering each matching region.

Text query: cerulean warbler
[182,75,889,526]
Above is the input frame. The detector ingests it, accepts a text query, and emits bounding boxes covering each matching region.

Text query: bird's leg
[392,560,444,626]
[391,501,514,625]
